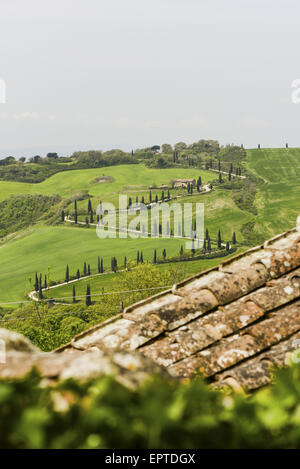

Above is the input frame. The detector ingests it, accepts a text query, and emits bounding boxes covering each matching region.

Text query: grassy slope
[0,165,214,202]
[0,225,189,303]
[246,148,300,237]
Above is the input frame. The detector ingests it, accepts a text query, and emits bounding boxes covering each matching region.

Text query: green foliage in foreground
[0,364,299,449]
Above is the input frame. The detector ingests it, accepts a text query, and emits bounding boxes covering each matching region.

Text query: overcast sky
[0,0,299,157]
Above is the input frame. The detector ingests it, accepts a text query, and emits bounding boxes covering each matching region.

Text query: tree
[84,262,87,276]
[153,249,157,264]
[162,249,167,261]
[226,241,230,252]
[228,172,231,181]
[34,272,39,292]
[218,230,222,249]
[98,256,101,273]
[88,199,92,213]
[38,283,43,300]
[180,245,184,257]
[124,256,127,268]
[207,237,212,253]
[174,141,187,152]
[137,251,140,265]
[74,200,78,224]
[197,177,202,192]
[149,191,152,203]
[65,265,69,283]
[128,197,132,209]
[47,152,58,159]
[167,189,170,199]
[86,284,92,306]
[219,172,222,183]
[205,228,209,240]
[232,232,237,244]
[44,275,47,290]
[161,144,173,153]
[72,285,76,303]
[88,264,91,276]
[85,216,89,226]
[203,239,207,252]
[77,269,80,280]
[101,258,104,273]
[61,210,65,222]
[155,195,158,203]
[140,251,144,263]
[90,212,94,224]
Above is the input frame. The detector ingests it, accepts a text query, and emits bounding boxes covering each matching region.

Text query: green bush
[0,363,299,449]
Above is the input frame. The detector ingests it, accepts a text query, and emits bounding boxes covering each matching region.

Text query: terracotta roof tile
[50,221,300,390]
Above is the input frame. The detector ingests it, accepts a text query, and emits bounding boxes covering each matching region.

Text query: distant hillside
[245,148,300,239]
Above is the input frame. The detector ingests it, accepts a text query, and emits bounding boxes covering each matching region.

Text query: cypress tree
[203,238,207,252]
[61,210,65,222]
[98,256,101,273]
[100,258,104,273]
[228,172,231,181]
[153,249,157,264]
[218,230,222,249]
[140,251,144,263]
[90,212,94,224]
[128,197,132,208]
[226,241,230,251]
[88,199,92,213]
[65,265,69,283]
[232,232,237,244]
[85,216,89,226]
[161,191,164,201]
[207,237,212,253]
[137,251,140,264]
[141,196,145,204]
[34,272,39,292]
[218,160,221,172]
[180,245,184,257]
[44,275,47,289]
[205,228,209,240]
[149,191,152,203]
[124,256,127,268]
[84,262,87,276]
[219,172,222,183]
[77,269,80,280]
[155,195,158,203]
[39,273,42,292]
[163,248,167,260]
[74,200,78,224]
[86,284,92,306]
[88,264,91,276]
[73,285,76,303]
[38,282,43,300]
[167,189,170,199]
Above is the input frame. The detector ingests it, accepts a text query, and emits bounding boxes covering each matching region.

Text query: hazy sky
[0,0,300,157]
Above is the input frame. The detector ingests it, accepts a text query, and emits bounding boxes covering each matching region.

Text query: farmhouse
[172,178,196,189]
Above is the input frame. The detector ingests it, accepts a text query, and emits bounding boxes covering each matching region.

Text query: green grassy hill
[0,165,213,202]
[245,148,300,238]
[0,225,191,303]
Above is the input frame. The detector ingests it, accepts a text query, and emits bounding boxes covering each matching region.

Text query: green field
[246,148,300,237]
[0,225,192,303]
[0,165,214,202]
